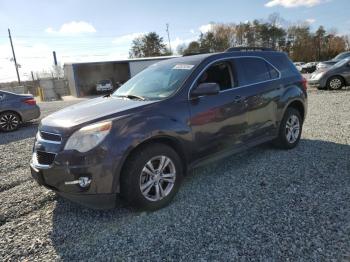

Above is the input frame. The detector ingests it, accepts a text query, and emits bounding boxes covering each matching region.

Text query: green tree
[171,13,348,61]
[315,26,326,60]
[182,41,201,55]
[129,32,170,58]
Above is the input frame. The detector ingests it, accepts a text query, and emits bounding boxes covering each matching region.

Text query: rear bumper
[21,105,40,122]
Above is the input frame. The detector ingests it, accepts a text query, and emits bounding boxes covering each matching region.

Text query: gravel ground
[1,89,350,261]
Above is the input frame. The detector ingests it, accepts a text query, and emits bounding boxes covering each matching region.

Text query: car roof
[0,90,16,95]
[155,51,286,67]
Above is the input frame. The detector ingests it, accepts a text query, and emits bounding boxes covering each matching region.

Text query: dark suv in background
[30,49,307,210]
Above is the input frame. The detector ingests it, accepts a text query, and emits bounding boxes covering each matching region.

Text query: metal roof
[63,56,179,66]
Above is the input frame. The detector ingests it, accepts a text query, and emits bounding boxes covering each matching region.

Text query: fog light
[79,177,91,187]
[65,177,91,187]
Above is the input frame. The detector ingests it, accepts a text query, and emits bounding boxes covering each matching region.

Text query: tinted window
[198,62,233,91]
[98,80,112,85]
[271,55,298,77]
[234,57,271,86]
[267,63,279,79]
[334,52,350,60]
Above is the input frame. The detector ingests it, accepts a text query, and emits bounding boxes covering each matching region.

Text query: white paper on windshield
[173,64,194,70]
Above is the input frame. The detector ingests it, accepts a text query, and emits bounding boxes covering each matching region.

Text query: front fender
[109,105,191,193]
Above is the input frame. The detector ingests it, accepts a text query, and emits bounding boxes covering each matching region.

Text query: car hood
[41,96,155,130]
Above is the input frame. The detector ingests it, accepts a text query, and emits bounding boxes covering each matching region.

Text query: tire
[0,112,20,132]
[120,143,183,210]
[273,108,302,149]
[327,76,344,90]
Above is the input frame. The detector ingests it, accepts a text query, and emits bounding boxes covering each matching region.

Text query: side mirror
[191,82,220,97]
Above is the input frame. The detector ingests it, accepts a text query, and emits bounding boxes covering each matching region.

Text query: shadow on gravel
[50,139,350,260]
[0,121,38,145]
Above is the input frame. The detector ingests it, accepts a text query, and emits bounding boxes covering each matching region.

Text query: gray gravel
[1,90,350,261]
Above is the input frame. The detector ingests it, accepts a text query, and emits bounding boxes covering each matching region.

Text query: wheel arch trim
[112,134,189,193]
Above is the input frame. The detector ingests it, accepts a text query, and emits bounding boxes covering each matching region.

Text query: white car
[96,80,113,92]
[293,62,305,72]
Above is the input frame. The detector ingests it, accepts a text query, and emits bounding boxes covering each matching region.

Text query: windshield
[112,61,195,100]
[98,80,111,85]
[332,58,350,68]
[334,52,350,60]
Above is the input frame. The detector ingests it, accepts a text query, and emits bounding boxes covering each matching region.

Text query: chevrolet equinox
[30,50,307,210]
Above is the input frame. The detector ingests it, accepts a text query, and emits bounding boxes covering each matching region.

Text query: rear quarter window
[270,55,299,77]
[233,57,278,86]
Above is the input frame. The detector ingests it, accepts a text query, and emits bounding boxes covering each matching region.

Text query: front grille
[40,131,61,142]
[36,151,56,165]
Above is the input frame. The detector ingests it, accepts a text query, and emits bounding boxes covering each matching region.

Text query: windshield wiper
[115,94,146,101]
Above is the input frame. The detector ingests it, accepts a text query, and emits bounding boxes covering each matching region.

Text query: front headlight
[64,121,112,152]
[311,72,324,80]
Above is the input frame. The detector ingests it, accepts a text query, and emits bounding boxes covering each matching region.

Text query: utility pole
[8,28,21,84]
[166,23,172,54]
[53,51,58,66]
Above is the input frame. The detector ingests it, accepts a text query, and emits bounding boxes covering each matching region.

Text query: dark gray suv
[30,50,307,210]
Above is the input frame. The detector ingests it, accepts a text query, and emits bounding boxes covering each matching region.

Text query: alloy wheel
[0,113,19,131]
[139,155,176,202]
[329,78,342,89]
[285,115,300,144]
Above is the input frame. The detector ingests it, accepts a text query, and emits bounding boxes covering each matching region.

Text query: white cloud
[305,18,316,24]
[0,41,53,82]
[170,37,197,54]
[45,21,96,35]
[199,24,214,34]
[265,0,325,8]
[112,32,145,46]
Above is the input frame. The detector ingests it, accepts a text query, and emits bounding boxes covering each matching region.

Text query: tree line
[129,13,350,62]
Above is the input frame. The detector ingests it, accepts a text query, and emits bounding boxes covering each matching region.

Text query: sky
[0,0,349,82]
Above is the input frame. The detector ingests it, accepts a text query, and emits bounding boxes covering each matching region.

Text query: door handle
[233,95,243,103]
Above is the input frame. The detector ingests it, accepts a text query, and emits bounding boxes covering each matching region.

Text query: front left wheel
[327,76,344,90]
[120,143,183,210]
[0,112,20,132]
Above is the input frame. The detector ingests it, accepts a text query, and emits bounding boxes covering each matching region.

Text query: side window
[272,55,298,77]
[266,63,279,79]
[234,57,276,86]
[198,61,233,91]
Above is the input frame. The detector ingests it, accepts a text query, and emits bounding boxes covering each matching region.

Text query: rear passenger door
[232,57,281,143]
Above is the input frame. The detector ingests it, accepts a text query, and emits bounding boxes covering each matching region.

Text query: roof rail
[225,47,274,52]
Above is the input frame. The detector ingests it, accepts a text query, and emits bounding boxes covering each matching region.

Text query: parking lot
[0,88,350,260]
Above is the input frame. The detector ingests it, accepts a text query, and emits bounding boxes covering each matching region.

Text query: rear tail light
[23,98,36,105]
[301,77,307,91]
